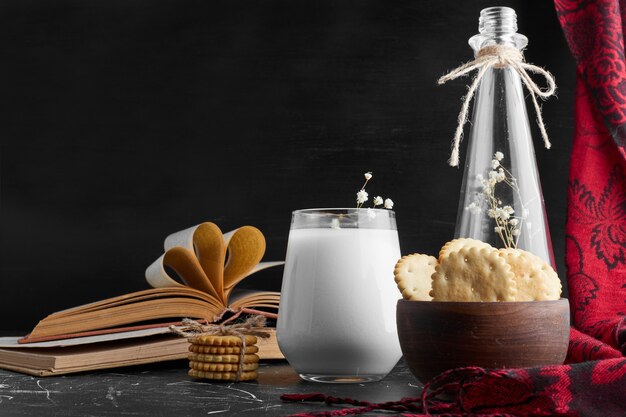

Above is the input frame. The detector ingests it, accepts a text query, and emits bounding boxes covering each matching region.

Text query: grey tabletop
[0,359,423,417]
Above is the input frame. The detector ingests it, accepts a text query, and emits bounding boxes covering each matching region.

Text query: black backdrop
[0,1,575,332]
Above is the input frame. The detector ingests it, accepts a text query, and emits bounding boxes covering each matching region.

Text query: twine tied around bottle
[170,315,270,381]
[438,44,557,167]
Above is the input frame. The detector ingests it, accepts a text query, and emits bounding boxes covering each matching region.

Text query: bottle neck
[469,7,528,54]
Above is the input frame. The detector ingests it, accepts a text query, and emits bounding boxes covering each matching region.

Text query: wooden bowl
[396,299,570,382]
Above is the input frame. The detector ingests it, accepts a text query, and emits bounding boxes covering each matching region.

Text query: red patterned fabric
[281,2,626,416]
[281,359,625,416]
[557,0,626,359]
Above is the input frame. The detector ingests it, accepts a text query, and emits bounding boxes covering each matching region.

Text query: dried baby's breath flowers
[465,152,527,248]
[355,172,394,210]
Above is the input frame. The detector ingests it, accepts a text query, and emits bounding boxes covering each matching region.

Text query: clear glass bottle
[454,7,555,267]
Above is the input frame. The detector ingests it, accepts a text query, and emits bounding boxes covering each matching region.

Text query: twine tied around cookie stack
[170,315,270,382]
[438,44,556,167]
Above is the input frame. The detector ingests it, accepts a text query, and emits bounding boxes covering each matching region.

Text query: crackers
[393,238,562,302]
[394,254,437,301]
[431,246,517,302]
[187,353,260,364]
[438,238,491,263]
[188,361,259,372]
[186,334,260,382]
[188,369,258,381]
[189,335,257,346]
[498,248,562,301]
[188,344,259,355]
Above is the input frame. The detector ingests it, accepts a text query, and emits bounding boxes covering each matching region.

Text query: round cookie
[438,238,492,263]
[188,361,259,372]
[188,369,258,381]
[185,353,260,364]
[188,335,257,346]
[394,253,437,301]
[499,248,562,301]
[188,352,260,364]
[431,246,518,302]
[188,344,259,355]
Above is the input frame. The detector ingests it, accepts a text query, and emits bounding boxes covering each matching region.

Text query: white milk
[277,227,402,380]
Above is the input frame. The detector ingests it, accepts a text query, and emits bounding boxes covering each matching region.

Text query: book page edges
[28,298,224,340]
[0,353,186,377]
[0,329,282,376]
[16,321,196,344]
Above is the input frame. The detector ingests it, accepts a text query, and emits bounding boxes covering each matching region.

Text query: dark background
[0,0,575,332]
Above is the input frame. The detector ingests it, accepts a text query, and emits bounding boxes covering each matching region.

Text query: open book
[19,222,283,343]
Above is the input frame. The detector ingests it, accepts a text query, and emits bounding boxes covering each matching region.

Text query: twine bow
[438,44,557,167]
[170,315,271,338]
[170,315,270,381]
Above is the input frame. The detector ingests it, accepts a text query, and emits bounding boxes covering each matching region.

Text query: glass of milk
[277,208,403,383]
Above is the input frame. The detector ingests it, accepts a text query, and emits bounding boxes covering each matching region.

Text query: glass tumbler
[277,208,403,383]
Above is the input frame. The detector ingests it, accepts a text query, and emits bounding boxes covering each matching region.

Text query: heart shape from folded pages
[145,222,274,306]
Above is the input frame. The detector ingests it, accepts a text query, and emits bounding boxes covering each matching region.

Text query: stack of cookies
[187,334,260,381]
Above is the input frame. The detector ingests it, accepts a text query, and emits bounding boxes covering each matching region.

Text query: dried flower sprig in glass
[356,172,394,210]
[465,152,527,248]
